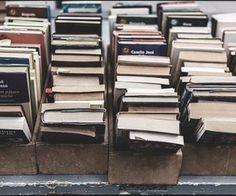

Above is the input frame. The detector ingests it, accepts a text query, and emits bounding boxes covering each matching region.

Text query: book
[42,108,105,125]
[165,14,208,39]
[62,1,102,13]
[0,105,24,117]
[116,14,157,25]
[0,116,31,143]
[0,26,49,79]
[172,50,227,86]
[157,1,200,31]
[40,125,104,144]
[55,14,102,35]
[115,114,183,152]
[128,131,184,152]
[195,119,236,144]
[6,4,50,20]
[211,13,236,38]
[0,66,33,130]
[110,3,152,15]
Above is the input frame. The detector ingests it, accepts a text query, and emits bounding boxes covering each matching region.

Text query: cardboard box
[181,144,236,175]
[108,150,182,185]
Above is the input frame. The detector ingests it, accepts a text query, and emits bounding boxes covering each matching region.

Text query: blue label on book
[62,3,102,13]
[117,43,167,56]
[0,57,30,65]
[0,72,29,103]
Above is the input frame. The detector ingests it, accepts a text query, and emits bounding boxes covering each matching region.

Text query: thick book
[40,125,104,144]
[195,119,236,144]
[157,1,200,31]
[62,1,102,13]
[0,116,31,143]
[6,5,50,20]
[110,3,152,15]
[41,103,105,126]
[0,105,24,117]
[55,14,102,35]
[128,131,184,152]
[0,66,33,130]
[116,14,157,25]
[117,42,167,56]
[165,15,208,38]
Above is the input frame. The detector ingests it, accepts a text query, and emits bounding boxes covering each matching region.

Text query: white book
[0,117,31,143]
[129,131,184,146]
[118,116,180,135]
[117,76,169,85]
[115,81,162,90]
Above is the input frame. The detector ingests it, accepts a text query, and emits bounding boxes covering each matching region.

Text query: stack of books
[108,2,154,42]
[164,6,236,144]
[112,25,167,66]
[114,55,184,152]
[112,18,184,152]
[40,13,106,144]
[211,13,236,75]
[0,4,51,143]
[157,1,208,56]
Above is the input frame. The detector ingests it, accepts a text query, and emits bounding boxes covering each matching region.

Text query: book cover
[6,5,50,20]
[116,15,158,25]
[55,22,102,36]
[62,2,102,13]
[0,72,29,103]
[165,16,208,38]
[117,42,167,56]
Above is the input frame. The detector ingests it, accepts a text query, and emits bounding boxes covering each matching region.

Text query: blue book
[62,2,102,13]
[117,42,167,56]
[0,57,30,65]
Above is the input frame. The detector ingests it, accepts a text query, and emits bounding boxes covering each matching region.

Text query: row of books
[111,16,184,152]
[0,13,50,143]
[40,13,106,144]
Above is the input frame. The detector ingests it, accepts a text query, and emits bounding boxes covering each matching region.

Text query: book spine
[166,17,209,38]
[0,57,29,65]
[6,6,49,19]
[116,16,158,25]
[51,61,101,67]
[117,43,167,56]
[55,22,101,36]
[62,3,102,13]
[211,17,217,37]
[0,72,29,103]
[0,129,29,143]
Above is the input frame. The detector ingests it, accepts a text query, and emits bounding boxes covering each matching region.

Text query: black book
[55,14,102,35]
[116,14,157,25]
[228,50,236,73]
[0,117,31,144]
[165,15,208,38]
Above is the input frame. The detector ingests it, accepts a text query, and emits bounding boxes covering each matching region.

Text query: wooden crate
[108,150,182,185]
[181,144,236,175]
[36,61,109,175]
